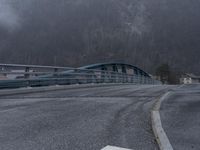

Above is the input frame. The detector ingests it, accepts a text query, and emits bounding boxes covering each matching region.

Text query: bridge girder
[79,62,151,78]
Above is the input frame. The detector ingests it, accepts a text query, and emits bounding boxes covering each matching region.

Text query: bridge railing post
[91,71,96,84]
[131,75,134,83]
[135,75,138,84]
[101,71,105,83]
[120,74,122,83]
[53,68,58,77]
[142,76,144,84]
[25,67,30,79]
[116,73,119,83]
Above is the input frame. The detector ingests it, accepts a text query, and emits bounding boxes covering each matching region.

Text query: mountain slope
[0,0,200,73]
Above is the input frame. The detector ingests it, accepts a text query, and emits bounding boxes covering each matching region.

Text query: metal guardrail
[0,63,71,69]
[0,63,71,79]
[0,63,161,89]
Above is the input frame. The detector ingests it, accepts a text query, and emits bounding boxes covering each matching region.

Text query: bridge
[0,63,199,150]
[0,62,160,89]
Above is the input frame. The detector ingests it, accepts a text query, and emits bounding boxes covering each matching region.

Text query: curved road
[161,84,200,150]
[0,84,175,150]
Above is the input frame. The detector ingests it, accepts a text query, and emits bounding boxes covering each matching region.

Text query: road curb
[151,92,173,150]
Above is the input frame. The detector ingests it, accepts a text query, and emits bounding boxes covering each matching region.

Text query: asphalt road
[160,84,200,150]
[0,84,175,150]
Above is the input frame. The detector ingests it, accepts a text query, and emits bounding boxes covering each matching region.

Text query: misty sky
[0,0,20,31]
[0,0,200,74]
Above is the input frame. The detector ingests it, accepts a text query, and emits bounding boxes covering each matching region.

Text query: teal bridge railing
[0,63,161,89]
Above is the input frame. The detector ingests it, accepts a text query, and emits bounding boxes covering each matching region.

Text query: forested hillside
[0,0,200,74]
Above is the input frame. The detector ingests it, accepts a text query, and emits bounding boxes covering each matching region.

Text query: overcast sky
[0,0,21,31]
[0,0,199,73]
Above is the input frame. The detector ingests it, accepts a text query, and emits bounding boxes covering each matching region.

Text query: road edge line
[151,92,173,150]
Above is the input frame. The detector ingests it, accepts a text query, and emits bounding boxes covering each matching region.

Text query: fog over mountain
[0,2,19,30]
[0,0,200,74]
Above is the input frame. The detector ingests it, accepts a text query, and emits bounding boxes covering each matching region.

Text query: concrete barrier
[0,83,134,97]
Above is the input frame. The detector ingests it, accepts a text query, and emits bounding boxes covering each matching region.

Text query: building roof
[185,73,200,79]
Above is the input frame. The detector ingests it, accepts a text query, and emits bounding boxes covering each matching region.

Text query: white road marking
[151,92,173,150]
[101,146,132,150]
[152,111,173,150]
[154,92,172,110]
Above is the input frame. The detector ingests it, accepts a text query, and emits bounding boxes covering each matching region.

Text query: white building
[180,73,200,84]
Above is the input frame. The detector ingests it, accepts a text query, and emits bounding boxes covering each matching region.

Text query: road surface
[0,84,175,150]
[160,84,200,150]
